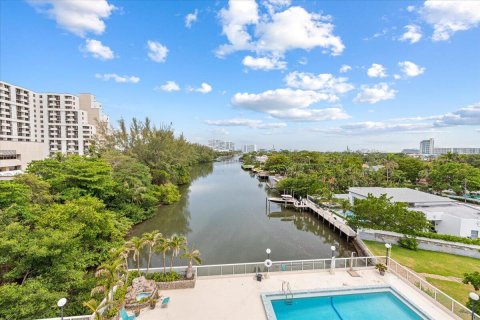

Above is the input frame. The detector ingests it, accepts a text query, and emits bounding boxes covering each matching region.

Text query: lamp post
[385,243,392,266]
[265,248,272,278]
[330,246,336,274]
[57,298,67,320]
[470,292,479,320]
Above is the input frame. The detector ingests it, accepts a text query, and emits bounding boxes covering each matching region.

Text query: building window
[471,230,479,239]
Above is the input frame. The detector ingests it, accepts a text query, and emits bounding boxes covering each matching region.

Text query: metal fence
[37,317,93,320]
[39,256,478,320]
[141,256,383,277]
[388,258,480,320]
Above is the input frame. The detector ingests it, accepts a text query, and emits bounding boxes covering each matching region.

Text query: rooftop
[137,268,455,320]
[348,187,455,205]
[414,202,480,220]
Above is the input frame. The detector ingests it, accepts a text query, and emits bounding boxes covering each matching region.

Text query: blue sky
[1,0,479,151]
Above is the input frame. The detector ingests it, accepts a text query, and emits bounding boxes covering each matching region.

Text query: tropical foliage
[0,118,212,318]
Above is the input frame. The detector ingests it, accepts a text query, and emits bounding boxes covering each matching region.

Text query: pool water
[136,292,152,301]
[271,291,424,320]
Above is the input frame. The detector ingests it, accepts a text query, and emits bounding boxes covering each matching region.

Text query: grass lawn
[425,277,472,305]
[364,240,480,306]
[364,240,480,278]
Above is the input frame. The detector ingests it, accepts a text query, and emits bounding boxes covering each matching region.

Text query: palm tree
[168,234,186,272]
[142,230,163,274]
[125,236,146,275]
[83,299,104,320]
[91,259,124,301]
[154,237,171,274]
[183,247,202,279]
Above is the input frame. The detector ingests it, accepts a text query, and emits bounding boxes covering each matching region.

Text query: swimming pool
[262,286,430,320]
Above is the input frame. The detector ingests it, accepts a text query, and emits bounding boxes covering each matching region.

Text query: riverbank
[130,160,356,266]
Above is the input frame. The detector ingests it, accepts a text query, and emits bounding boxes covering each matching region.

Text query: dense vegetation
[0,118,215,319]
[242,151,480,197]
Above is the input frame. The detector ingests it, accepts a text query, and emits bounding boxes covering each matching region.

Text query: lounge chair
[120,307,135,320]
[161,297,170,308]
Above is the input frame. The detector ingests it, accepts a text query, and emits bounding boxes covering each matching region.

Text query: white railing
[36,316,93,320]
[388,258,480,320]
[137,256,383,277]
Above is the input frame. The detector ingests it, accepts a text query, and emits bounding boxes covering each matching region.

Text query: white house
[347,187,480,239]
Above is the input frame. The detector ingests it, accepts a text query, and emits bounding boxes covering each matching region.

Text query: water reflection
[130,159,355,267]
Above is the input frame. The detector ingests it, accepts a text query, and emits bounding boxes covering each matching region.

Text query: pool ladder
[282,281,293,305]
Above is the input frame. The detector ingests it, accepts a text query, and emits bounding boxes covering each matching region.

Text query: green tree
[168,234,186,272]
[125,237,146,274]
[183,247,202,279]
[154,237,171,274]
[142,230,163,274]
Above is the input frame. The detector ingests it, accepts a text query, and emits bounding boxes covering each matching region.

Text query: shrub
[416,232,480,246]
[398,235,419,250]
[375,263,387,272]
[146,272,182,282]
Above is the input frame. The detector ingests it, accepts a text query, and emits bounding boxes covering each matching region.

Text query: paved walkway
[137,269,455,320]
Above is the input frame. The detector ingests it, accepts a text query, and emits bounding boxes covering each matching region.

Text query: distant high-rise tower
[420,138,434,155]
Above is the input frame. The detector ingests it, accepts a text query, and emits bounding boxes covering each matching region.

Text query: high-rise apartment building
[0,81,109,176]
[419,138,434,155]
[208,139,235,151]
[417,138,480,155]
[242,144,257,153]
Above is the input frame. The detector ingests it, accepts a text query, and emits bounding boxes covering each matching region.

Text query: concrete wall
[359,229,480,259]
[0,141,48,170]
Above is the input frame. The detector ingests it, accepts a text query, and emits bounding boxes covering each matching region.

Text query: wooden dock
[266,197,356,240]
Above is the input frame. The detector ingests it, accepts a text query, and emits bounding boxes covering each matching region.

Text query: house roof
[348,187,455,204]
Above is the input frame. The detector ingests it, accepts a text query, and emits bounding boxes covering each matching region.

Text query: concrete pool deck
[137,269,456,320]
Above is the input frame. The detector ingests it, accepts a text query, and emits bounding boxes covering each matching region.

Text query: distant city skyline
[1,0,479,151]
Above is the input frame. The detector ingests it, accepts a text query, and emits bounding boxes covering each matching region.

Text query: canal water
[130,158,355,266]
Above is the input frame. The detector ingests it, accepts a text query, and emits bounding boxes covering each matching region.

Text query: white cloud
[421,0,480,41]
[189,83,213,94]
[298,57,308,65]
[367,63,387,78]
[95,73,140,83]
[406,5,415,12]
[393,74,401,80]
[147,40,168,63]
[84,39,114,60]
[242,55,286,70]
[217,1,344,57]
[217,0,259,56]
[321,102,480,135]
[284,71,354,94]
[399,61,425,77]
[28,0,115,37]
[232,88,349,121]
[354,83,397,104]
[433,102,480,127]
[157,81,180,92]
[399,24,422,44]
[185,9,198,28]
[318,121,434,135]
[339,65,351,73]
[205,118,287,129]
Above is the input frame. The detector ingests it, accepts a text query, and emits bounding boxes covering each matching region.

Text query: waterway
[130,158,355,266]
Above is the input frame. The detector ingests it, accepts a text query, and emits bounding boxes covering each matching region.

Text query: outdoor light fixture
[330,246,336,274]
[385,243,392,266]
[57,298,67,320]
[469,292,479,320]
[266,248,271,259]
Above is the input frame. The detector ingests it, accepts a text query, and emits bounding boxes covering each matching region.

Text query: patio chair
[120,307,136,320]
[161,297,170,308]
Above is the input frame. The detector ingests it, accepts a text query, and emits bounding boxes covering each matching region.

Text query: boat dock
[266,196,356,240]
